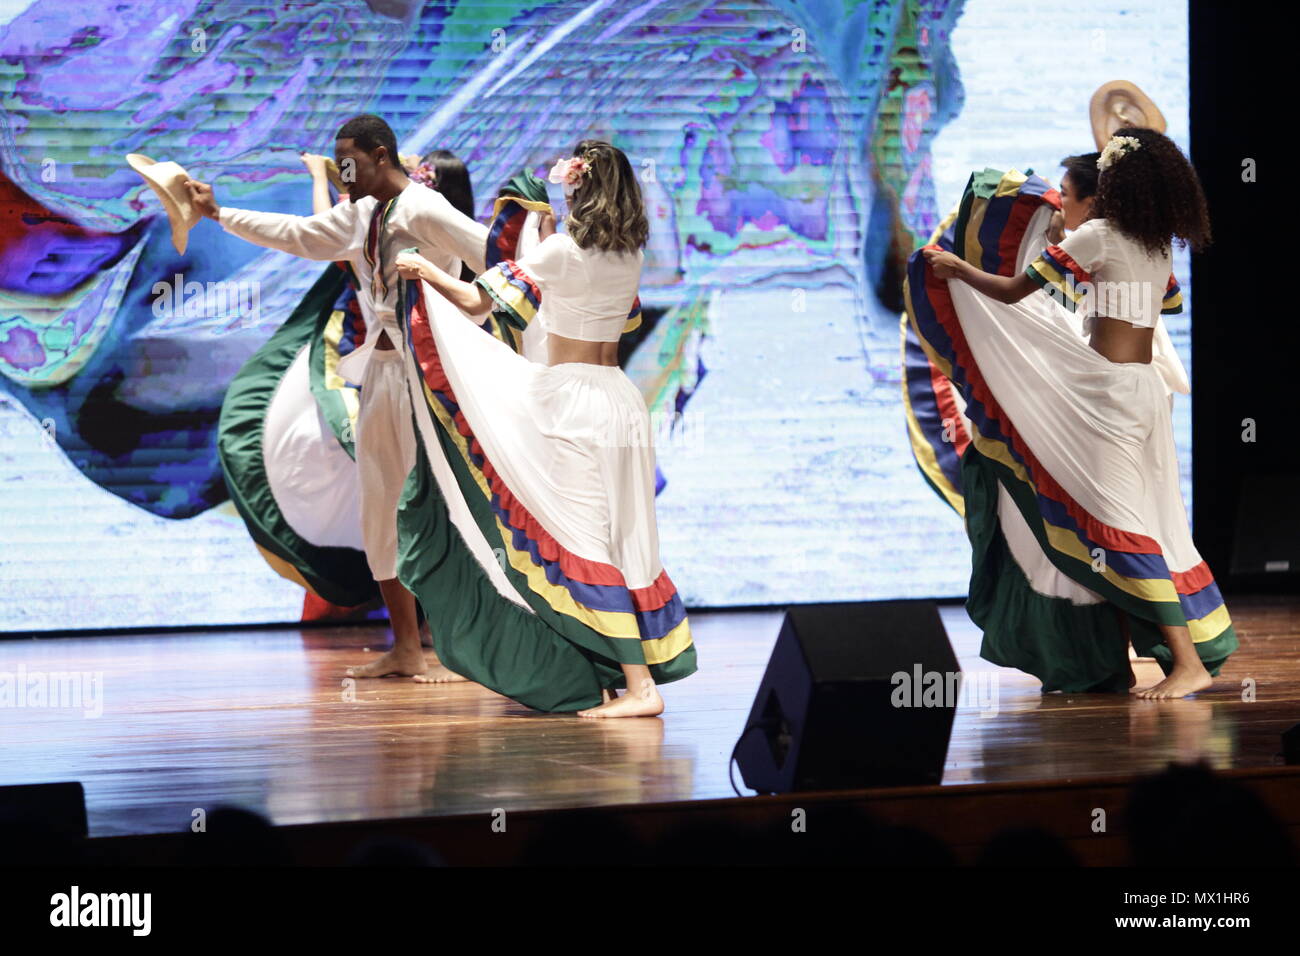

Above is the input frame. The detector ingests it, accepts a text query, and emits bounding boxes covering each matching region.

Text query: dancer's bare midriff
[546,332,619,367]
[1089,315,1153,364]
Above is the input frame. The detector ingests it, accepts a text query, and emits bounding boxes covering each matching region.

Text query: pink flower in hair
[547,157,589,187]
[409,163,438,189]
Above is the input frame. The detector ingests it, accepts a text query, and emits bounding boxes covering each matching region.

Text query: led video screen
[0,0,1190,631]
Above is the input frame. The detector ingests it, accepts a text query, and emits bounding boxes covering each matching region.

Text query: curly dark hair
[1091,127,1211,255]
[335,114,399,166]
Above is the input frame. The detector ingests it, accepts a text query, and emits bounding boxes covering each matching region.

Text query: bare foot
[345,646,426,678]
[412,661,467,684]
[578,686,664,718]
[1135,667,1212,700]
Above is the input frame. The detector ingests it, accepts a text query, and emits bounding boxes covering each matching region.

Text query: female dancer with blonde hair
[393,140,695,717]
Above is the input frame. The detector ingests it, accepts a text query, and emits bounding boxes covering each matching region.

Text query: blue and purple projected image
[0,0,1190,631]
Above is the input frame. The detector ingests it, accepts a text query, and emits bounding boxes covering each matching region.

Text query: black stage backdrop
[1189,1,1291,594]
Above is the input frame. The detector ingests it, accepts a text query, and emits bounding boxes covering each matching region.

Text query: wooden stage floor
[1,599,1296,839]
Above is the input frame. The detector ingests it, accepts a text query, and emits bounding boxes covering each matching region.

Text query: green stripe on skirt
[396,424,697,712]
[962,446,1236,692]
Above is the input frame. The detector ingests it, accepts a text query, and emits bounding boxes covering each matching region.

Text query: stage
[2,600,1297,863]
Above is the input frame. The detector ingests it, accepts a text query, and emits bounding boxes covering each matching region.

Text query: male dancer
[186,115,488,681]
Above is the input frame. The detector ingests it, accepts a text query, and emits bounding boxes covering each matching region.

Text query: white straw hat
[1089,81,1166,151]
[126,153,202,254]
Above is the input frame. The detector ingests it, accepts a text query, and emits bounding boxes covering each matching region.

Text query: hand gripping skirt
[394,280,696,712]
[903,169,1236,692]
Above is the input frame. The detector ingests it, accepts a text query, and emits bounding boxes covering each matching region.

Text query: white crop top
[1028,218,1180,329]
[512,233,643,342]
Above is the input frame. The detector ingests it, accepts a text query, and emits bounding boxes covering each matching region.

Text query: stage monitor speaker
[0,781,87,837]
[735,600,958,793]
[1230,474,1300,576]
[1284,724,1300,766]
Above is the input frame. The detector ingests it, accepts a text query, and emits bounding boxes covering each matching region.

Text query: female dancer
[409,151,475,218]
[392,140,696,717]
[917,128,1233,699]
[1048,152,1098,243]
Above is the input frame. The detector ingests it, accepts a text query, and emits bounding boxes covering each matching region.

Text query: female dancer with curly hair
[918,128,1233,699]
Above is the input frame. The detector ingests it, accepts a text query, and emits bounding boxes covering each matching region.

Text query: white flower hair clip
[548,156,591,197]
[1097,135,1142,172]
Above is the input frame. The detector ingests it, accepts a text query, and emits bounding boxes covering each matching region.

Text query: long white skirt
[423,297,662,591]
[947,281,1204,581]
[392,279,695,711]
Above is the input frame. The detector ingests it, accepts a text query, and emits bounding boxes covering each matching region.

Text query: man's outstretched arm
[185,178,362,262]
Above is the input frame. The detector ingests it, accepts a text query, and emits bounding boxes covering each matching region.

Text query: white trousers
[356,347,416,581]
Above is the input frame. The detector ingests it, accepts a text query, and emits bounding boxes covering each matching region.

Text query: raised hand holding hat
[125,153,203,254]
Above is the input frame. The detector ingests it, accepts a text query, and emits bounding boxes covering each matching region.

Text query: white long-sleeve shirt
[220,181,488,382]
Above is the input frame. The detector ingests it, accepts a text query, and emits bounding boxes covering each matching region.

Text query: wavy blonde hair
[564,140,649,255]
